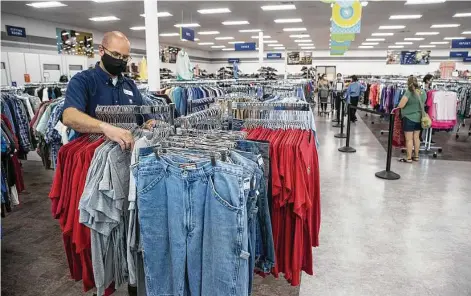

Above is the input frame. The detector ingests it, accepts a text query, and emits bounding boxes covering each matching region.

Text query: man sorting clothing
[346,75,366,122]
[63,31,152,150]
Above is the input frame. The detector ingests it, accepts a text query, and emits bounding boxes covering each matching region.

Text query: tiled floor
[2,114,471,296]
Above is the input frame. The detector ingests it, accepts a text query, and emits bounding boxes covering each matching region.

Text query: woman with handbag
[397,76,430,163]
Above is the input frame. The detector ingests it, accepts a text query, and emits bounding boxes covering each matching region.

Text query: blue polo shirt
[64,62,144,118]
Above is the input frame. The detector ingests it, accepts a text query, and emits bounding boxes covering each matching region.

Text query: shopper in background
[346,75,365,122]
[318,74,330,113]
[397,76,426,163]
[423,74,433,90]
[333,73,345,116]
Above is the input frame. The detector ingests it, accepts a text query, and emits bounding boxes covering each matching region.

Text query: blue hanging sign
[6,25,26,38]
[11,81,17,87]
[451,38,471,49]
[463,57,471,63]
[449,51,468,58]
[267,53,282,59]
[228,58,240,63]
[235,42,256,51]
[180,27,195,42]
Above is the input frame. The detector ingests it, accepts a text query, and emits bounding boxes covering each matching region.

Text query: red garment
[11,154,25,193]
[392,110,405,148]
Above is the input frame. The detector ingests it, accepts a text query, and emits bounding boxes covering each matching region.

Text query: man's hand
[143,119,157,130]
[100,122,134,151]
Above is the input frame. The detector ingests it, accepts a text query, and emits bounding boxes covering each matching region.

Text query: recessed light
[301,46,316,49]
[444,36,465,40]
[215,37,234,40]
[362,42,379,45]
[431,24,460,28]
[294,39,313,43]
[160,33,180,37]
[462,31,471,34]
[130,26,145,30]
[197,8,231,14]
[239,29,262,33]
[405,37,425,40]
[274,18,302,23]
[26,1,67,8]
[174,23,200,28]
[89,16,120,22]
[419,45,436,48]
[140,12,172,17]
[359,46,374,49]
[198,31,220,35]
[379,25,406,29]
[396,42,413,44]
[263,40,279,43]
[372,33,394,36]
[268,44,284,47]
[389,14,422,19]
[198,42,215,45]
[222,21,249,25]
[228,41,245,44]
[405,0,446,4]
[415,32,439,35]
[430,41,449,44]
[211,45,225,48]
[289,34,310,38]
[261,4,296,11]
[273,47,285,49]
[388,45,404,48]
[366,38,385,41]
[453,12,471,17]
[222,48,235,51]
[251,35,271,39]
[283,28,307,32]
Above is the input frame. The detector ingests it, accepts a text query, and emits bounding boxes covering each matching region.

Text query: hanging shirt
[175,51,193,80]
[346,81,366,100]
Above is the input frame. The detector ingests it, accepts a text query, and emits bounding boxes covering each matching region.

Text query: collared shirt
[64,62,144,119]
[346,82,366,100]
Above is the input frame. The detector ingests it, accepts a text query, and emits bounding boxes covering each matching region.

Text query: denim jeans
[235,140,275,274]
[135,148,249,296]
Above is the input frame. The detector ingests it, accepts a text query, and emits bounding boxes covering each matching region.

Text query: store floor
[2,115,471,296]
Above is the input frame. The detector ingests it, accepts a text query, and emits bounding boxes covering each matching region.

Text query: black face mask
[101,53,127,76]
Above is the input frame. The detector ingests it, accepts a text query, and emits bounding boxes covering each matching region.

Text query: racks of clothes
[23,82,67,102]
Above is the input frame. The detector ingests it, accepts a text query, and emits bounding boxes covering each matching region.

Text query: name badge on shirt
[123,89,133,96]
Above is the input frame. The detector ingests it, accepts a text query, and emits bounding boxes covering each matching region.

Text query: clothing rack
[95,103,176,127]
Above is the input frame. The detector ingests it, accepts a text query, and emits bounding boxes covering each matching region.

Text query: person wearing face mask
[63,31,152,151]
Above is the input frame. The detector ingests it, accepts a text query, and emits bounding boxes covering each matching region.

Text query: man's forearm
[62,107,105,134]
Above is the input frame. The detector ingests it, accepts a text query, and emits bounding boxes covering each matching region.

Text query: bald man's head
[99,31,131,59]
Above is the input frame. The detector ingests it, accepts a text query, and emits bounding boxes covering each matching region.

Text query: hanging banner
[386,50,401,64]
[228,58,240,63]
[331,33,355,42]
[449,51,468,58]
[56,28,94,57]
[6,25,26,38]
[331,0,362,34]
[331,46,349,52]
[464,57,471,62]
[331,40,351,48]
[180,27,195,42]
[330,51,345,56]
[267,53,282,59]
[287,51,312,65]
[235,42,256,51]
[451,38,471,49]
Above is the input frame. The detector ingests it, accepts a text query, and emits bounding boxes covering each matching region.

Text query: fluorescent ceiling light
[140,12,172,17]
[419,45,436,48]
[390,14,422,19]
[222,21,249,25]
[197,8,231,14]
[268,44,284,47]
[222,48,235,51]
[26,1,67,8]
[444,36,465,40]
[239,29,261,33]
[198,31,219,35]
[215,37,234,40]
[160,33,179,37]
[431,24,460,28]
[261,4,296,11]
[274,18,302,23]
[359,46,374,49]
[251,35,271,39]
[198,42,215,45]
[294,39,313,43]
[290,34,310,38]
[263,40,279,43]
[415,32,439,35]
[89,16,120,21]
[283,28,307,32]
[430,41,449,44]
[396,42,413,44]
[405,37,425,40]
[379,25,405,29]
[130,26,145,30]
[405,0,446,4]
[362,42,379,45]
[211,45,225,48]
[453,12,471,17]
[366,38,385,41]
[372,33,394,36]
[388,45,404,48]
[274,47,285,49]
[301,46,316,49]
[92,0,121,2]
[361,1,368,7]
[174,23,200,28]
[228,41,245,44]
[61,32,69,36]
[299,44,314,46]
[462,31,471,34]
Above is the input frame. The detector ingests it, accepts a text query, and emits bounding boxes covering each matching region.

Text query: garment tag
[179,163,196,170]
[123,89,133,96]
[243,178,251,190]
[257,155,263,166]
[54,120,65,132]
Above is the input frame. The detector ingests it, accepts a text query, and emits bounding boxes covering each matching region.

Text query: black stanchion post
[338,104,356,153]
[332,93,340,123]
[332,96,342,127]
[334,99,346,138]
[375,112,401,180]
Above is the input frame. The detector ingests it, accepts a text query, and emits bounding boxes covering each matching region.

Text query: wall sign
[56,28,94,57]
[6,25,26,38]
[24,74,31,83]
[228,58,240,63]
[451,38,471,49]
[400,50,431,65]
[464,57,471,63]
[287,51,312,65]
[267,53,282,59]
[180,27,195,42]
[235,42,256,51]
[449,51,468,58]
[11,82,17,87]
